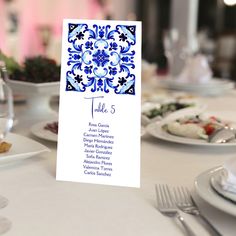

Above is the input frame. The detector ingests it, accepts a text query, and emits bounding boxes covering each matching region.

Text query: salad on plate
[141,99,199,125]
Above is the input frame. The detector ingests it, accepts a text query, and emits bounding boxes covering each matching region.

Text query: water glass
[0,78,14,142]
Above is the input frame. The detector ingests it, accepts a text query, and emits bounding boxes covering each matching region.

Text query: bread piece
[0,142,12,153]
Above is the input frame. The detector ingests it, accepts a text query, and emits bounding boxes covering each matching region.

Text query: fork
[155,184,197,236]
[173,186,222,236]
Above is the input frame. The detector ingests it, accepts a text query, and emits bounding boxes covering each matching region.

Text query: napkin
[220,157,236,194]
[177,54,212,84]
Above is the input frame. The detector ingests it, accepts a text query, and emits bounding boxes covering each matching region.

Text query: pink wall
[0,0,8,55]
[0,0,105,62]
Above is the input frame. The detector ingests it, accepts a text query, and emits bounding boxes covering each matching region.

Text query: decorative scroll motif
[65,23,136,95]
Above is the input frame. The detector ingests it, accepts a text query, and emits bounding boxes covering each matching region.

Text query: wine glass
[0,62,14,209]
[0,63,13,235]
[163,29,179,75]
[163,28,189,77]
[0,67,14,143]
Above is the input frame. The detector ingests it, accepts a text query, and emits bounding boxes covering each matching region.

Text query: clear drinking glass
[163,29,189,77]
[0,62,14,209]
[0,76,14,142]
[0,64,13,235]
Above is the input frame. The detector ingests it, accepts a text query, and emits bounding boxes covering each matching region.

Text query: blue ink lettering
[84,96,116,118]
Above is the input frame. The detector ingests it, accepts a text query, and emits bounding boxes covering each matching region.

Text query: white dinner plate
[157,78,235,96]
[146,122,236,147]
[0,133,50,166]
[31,120,58,142]
[195,166,236,216]
[210,168,236,203]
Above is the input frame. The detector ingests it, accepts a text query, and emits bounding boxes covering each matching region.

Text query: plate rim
[157,78,235,95]
[210,169,236,203]
[31,120,58,142]
[194,166,236,216]
[0,133,50,165]
[146,122,236,147]
[159,78,234,88]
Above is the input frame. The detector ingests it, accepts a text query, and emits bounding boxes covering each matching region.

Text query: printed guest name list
[57,19,141,187]
[83,122,114,177]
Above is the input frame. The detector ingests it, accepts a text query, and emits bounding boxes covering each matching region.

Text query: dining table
[0,81,236,236]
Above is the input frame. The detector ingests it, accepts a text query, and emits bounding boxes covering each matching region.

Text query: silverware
[173,186,222,236]
[208,128,236,143]
[155,184,197,236]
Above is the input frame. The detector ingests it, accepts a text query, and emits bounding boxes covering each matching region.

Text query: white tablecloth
[0,90,236,236]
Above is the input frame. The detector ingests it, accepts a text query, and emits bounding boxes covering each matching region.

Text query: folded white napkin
[220,157,236,194]
[177,54,212,84]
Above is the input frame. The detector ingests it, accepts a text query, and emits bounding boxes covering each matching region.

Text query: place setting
[156,44,235,96]
[155,184,223,236]
[0,63,50,167]
[195,157,236,217]
[154,151,236,236]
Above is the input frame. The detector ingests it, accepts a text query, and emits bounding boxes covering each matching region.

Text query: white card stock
[56,19,141,187]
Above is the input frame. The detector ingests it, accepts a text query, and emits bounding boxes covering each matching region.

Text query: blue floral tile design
[65,23,136,95]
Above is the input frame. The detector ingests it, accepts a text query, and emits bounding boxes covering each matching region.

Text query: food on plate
[142,102,194,120]
[166,122,207,139]
[164,115,232,140]
[44,121,58,134]
[0,141,12,153]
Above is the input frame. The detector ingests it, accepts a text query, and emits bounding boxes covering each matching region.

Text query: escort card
[56,19,141,187]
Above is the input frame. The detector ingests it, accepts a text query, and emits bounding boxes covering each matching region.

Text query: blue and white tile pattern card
[56,19,141,187]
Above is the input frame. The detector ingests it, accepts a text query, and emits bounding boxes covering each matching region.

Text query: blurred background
[0,0,235,80]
